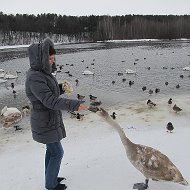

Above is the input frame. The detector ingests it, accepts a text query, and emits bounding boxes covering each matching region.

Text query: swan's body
[1,106,21,116]
[82,70,94,75]
[0,72,18,79]
[0,106,22,127]
[95,108,188,187]
[0,72,5,78]
[0,78,7,83]
[4,72,18,79]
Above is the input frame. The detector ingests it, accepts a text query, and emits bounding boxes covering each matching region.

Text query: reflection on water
[0,40,190,110]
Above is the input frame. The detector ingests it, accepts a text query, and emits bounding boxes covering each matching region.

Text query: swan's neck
[100,114,135,152]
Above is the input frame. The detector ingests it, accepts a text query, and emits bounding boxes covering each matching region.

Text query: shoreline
[0,93,189,149]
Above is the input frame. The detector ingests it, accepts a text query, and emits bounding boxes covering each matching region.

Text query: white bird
[4,72,18,79]
[0,78,7,84]
[82,70,94,75]
[0,72,5,78]
[0,106,22,128]
[94,107,188,189]
[1,106,21,117]
[182,67,190,71]
[125,69,136,74]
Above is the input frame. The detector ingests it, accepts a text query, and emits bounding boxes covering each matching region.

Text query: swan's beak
[88,106,100,113]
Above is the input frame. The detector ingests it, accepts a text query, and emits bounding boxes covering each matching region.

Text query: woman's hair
[49,46,56,55]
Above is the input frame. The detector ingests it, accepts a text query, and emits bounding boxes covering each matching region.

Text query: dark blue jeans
[45,141,64,189]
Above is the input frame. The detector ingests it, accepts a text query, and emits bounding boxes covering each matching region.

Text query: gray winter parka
[25,38,80,144]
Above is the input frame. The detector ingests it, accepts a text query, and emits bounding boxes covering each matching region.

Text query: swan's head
[97,108,109,118]
[1,106,8,116]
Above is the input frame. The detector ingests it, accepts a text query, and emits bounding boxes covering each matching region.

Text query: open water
[0,40,190,110]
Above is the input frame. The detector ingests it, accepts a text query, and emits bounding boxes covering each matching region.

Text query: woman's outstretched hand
[78,104,88,112]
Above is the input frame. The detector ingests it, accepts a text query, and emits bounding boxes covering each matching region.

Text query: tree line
[0,12,190,45]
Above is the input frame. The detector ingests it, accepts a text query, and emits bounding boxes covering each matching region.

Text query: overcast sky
[1,0,190,16]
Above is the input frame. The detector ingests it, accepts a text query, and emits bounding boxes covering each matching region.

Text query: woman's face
[49,55,55,65]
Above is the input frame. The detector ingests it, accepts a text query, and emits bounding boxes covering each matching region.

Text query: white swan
[0,72,5,78]
[0,72,18,79]
[94,107,188,188]
[0,106,22,128]
[82,70,94,75]
[0,78,7,84]
[182,66,190,71]
[126,69,136,74]
[4,72,18,79]
[1,106,21,116]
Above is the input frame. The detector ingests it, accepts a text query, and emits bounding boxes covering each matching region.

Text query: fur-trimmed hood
[28,38,54,74]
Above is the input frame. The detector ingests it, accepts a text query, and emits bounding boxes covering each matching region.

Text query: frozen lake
[0,40,190,110]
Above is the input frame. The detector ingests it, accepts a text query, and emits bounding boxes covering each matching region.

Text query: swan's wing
[138,146,171,171]
[136,145,182,181]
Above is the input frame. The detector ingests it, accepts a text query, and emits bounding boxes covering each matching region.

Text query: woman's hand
[78,104,88,112]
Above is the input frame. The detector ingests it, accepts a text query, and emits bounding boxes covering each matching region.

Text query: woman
[25,38,86,190]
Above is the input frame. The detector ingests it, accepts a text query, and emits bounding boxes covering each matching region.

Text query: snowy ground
[0,95,189,190]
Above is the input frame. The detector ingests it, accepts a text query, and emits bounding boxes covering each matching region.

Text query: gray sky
[1,0,190,16]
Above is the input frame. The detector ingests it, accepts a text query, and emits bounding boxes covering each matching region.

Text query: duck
[69,111,77,118]
[129,80,134,86]
[21,106,31,117]
[147,99,156,108]
[77,94,85,101]
[168,98,172,105]
[155,88,160,94]
[75,79,79,85]
[148,89,153,95]
[176,84,180,89]
[76,113,84,121]
[11,82,15,89]
[142,86,147,91]
[165,82,169,86]
[110,112,117,120]
[173,104,182,113]
[68,111,84,120]
[89,94,97,101]
[118,72,123,76]
[166,122,174,133]
[14,125,23,131]
[94,107,188,189]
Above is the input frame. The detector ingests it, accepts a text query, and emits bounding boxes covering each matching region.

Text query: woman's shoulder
[27,69,47,82]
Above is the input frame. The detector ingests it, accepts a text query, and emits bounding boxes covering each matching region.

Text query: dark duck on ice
[166,122,174,133]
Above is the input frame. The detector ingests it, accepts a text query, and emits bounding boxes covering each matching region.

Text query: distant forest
[0,12,190,45]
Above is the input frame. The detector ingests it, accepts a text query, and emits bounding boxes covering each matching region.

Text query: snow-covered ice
[0,95,189,190]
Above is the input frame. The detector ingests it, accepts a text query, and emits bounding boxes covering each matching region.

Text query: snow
[0,45,30,50]
[0,95,190,190]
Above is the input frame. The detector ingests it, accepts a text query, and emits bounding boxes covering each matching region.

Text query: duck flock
[0,44,190,131]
